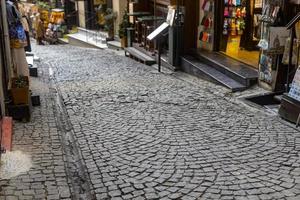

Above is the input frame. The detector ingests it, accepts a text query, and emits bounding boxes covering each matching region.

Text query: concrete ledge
[1,117,13,151]
[68,34,107,49]
[58,38,69,44]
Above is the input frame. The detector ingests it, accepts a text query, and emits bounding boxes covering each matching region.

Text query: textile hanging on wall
[11,48,29,77]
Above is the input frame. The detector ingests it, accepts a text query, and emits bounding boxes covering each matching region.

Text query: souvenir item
[223,19,228,35]
[231,20,237,36]
[207,33,212,43]
[282,38,299,65]
[9,22,27,49]
[258,39,269,50]
[229,6,233,17]
[224,7,229,17]
[202,0,208,10]
[272,6,280,19]
[202,32,209,42]
[199,31,204,41]
[236,8,241,18]
[204,17,210,28]
[209,2,214,12]
[204,1,211,11]
[232,8,236,18]
[201,15,207,25]
[209,17,213,28]
[241,7,246,18]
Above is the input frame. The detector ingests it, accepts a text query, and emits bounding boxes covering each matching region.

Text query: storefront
[197,0,263,68]
[181,0,299,91]
[129,0,170,52]
[125,0,197,68]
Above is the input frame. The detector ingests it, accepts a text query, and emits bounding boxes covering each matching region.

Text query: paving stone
[5,196,18,200]
[145,193,159,200]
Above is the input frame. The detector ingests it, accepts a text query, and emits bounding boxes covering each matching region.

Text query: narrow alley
[1,43,300,200]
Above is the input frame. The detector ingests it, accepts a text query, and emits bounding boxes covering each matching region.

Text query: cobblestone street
[1,43,300,200]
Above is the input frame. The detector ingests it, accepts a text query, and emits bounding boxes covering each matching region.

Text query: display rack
[258,0,287,91]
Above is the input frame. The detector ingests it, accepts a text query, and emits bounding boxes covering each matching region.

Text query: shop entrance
[218,0,262,68]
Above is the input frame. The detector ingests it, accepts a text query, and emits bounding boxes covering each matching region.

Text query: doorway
[218,0,262,68]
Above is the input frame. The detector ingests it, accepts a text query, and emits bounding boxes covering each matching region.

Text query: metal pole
[154,0,156,27]
[158,38,161,72]
[174,0,180,68]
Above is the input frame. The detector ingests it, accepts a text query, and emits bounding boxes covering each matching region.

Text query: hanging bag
[202,0,208,10]
[224,7,229,17]
[9,22,27,49]
[204,1,211,12]
[201,15,207,25]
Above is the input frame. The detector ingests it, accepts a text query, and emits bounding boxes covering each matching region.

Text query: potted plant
[11,76,29,105]
[104,8,117,40]
[118,10,132,48]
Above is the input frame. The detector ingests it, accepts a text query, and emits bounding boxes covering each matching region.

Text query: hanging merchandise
[6,0,29,78]
[259,54,275,84]
[258,0,291,91]
[18,3,31,52]
[198,0,215,50]
[222,0,246,36]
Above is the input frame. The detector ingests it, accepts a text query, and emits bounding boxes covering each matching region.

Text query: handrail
[287,12,300,30]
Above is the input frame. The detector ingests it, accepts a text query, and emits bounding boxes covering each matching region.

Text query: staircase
[68,27,108,49]
[181,51,258,92]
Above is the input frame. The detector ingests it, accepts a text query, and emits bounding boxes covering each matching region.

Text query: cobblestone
[2,43,299,199]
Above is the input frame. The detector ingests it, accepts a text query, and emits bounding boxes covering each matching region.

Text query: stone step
[195,50,258,87]
[125,47,156,66]
[68,33,107,49]
[77,27,108,39]
[181,56,246,92]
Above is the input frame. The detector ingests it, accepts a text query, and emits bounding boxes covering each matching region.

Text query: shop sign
[147,22,169,41]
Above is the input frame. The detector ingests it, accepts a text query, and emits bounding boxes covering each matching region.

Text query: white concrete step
[68,32,108,49]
